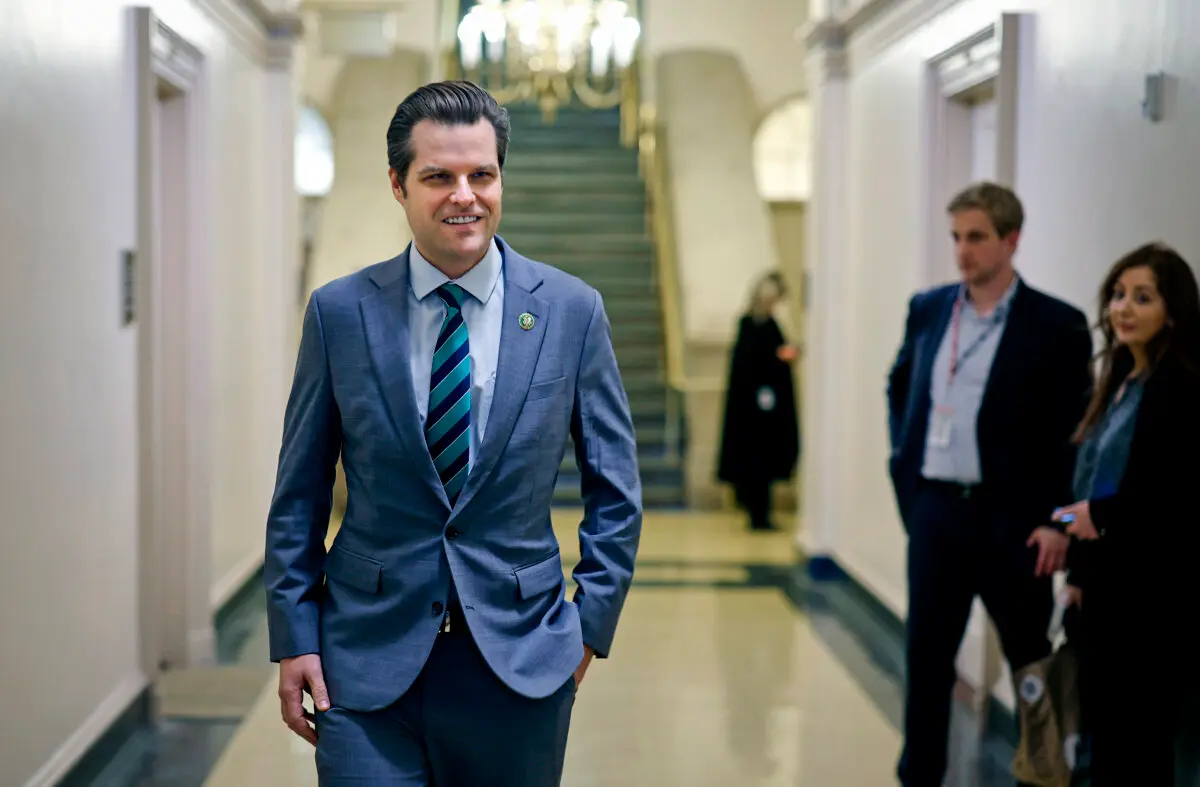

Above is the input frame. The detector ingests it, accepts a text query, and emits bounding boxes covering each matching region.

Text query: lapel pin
[518,312,535,331]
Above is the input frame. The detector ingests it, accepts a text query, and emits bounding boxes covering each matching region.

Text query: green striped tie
[426,284,471,504]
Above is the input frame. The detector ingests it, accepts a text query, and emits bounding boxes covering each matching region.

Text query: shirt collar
[962,272,1020,314]
[409,237,503,305]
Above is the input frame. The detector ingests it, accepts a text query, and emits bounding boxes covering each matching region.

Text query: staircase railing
[637,104,689,462]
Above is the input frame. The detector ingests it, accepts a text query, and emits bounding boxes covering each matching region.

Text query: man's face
[950,208,1018,287]
[390,118,502,271]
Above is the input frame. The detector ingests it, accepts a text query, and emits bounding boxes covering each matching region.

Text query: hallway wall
[655,50,783,507]
[305,49,428,299]
[642,0,809,116]
[807,0,1200,641]
[0,1,296,784]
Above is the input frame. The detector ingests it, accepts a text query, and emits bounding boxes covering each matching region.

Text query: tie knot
[437,283,465,310]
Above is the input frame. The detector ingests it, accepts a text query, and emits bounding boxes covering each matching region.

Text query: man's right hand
[278,653,329,746]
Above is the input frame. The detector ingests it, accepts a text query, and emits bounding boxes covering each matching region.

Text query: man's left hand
[574,645,595,689]
[1027,526,1070,577]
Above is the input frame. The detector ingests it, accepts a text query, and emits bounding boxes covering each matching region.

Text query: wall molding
[804,0,985,75]
[192,0,304,67]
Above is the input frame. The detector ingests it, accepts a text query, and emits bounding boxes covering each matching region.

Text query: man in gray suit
[264,80,643,786]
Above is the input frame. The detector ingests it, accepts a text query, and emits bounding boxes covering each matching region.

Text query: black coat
[717,314,799,486]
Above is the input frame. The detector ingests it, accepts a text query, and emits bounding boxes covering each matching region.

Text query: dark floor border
[800,554,1019,748]
[56,562,266,786]
[55,689,156,787]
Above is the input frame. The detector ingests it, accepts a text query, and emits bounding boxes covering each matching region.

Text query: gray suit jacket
[264,237,643,710]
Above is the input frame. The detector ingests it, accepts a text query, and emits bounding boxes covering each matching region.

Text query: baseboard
[40,563,267,787]
[210,549,265,612]
[27,672,151,787]
[802,553,1019,745]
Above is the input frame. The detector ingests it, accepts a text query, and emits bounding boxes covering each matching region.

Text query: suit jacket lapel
[982,279,1030,407]
[913,287,959,416]
[361,247,449,508]
[451,240,548,517]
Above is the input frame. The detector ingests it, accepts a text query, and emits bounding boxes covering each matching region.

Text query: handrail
[637,104,689,394]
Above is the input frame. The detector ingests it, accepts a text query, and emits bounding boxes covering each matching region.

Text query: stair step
[499,214,645,234]
[583,279,660,298]
[504,150,639,172]
[532,252,654,269]
[503,171,642,191]
[503,235,652,255]
[502,193,646,214]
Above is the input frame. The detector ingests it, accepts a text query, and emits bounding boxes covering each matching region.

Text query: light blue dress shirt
[408,238,505,468]
[921,276,1019,484]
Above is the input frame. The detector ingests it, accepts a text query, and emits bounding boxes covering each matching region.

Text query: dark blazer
[1069,352,1200,598]
[886,278,1093,534]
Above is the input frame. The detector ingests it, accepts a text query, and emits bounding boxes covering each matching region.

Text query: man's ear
[388,168,406,203]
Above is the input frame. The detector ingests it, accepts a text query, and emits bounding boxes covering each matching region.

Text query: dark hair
[1074,242,1200,441]
[946,181,1025,238]
[386,80,511,191]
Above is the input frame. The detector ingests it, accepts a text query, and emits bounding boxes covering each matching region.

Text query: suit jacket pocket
[324,544,383,595]
[526,375,567,402]
[513,550,564,599]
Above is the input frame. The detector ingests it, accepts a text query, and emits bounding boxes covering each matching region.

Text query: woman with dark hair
[1053,242,1200,786]
[717,271,800,531]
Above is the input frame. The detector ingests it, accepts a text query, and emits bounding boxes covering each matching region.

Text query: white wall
[296,0,440,115]
[657,51,780,346]
[0,1,295,783]
[306,50,427,295]
[643,0,810,115]
[810,0,1200,662]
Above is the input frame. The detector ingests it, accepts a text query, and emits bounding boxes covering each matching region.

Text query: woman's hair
[1074,242,1200,441]
[749,271,787,319]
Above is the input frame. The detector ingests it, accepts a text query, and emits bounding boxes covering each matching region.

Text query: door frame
[916,9,1033,734]
[919,12,1029,287]
[132,6,215,676]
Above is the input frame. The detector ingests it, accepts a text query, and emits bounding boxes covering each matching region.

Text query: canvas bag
[1010,589,1085,787]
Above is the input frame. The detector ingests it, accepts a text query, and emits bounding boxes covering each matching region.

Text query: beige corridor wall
[656,50,782,507]
[307,49,429,298]
[770,201,807,513]
[642,0,809,113]
[0,1,296,784]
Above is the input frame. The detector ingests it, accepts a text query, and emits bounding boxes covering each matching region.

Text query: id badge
[756,386,776,411]
[929,405,954,448]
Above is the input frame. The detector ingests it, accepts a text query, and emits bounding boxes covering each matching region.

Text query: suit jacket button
[445,527,459,541]
[431,601,444,616]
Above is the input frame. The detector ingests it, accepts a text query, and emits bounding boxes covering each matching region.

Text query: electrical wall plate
[1143,70,1166,123]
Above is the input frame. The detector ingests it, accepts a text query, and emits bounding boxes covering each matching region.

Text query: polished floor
[84,509,1023,786]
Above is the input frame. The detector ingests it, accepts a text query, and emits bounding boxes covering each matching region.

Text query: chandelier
[455,0,641,122]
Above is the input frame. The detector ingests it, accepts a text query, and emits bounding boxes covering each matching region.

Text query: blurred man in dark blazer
[886,182,1093,787]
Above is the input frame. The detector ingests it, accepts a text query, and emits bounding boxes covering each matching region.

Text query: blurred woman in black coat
[717,272,800,531]
[1054,243,1200,786]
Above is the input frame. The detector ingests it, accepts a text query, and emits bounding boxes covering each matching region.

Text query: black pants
[897,480,1053,787]
[1077,591,1200,787]
[734,480,772,529]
